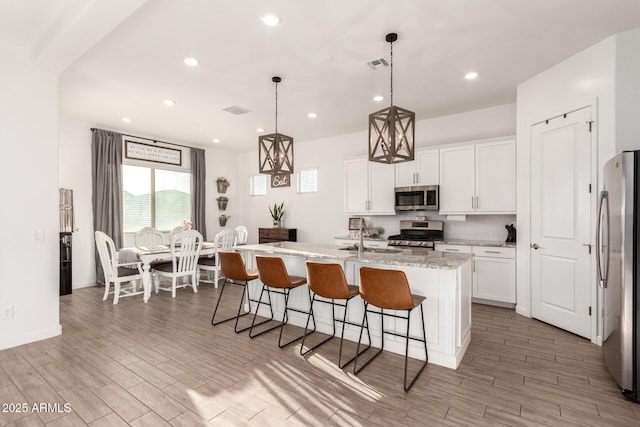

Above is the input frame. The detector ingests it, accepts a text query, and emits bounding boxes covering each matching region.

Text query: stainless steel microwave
[395,185,439,211]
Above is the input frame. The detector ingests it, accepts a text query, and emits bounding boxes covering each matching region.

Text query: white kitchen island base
[237,243,472,370]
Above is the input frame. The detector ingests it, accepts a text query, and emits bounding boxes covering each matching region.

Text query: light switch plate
[34,230,44,242]
[0,306,13,321]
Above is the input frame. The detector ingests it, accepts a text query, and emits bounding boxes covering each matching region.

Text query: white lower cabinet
[435,244,516,305]
[472,247,516,304]
[434,244,472,254]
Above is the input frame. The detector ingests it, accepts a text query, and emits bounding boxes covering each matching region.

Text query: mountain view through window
[123,165,191,232]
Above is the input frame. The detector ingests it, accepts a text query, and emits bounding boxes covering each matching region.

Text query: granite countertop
[333,235,387,241]
[435,239,516,248]
[236,242,472,270]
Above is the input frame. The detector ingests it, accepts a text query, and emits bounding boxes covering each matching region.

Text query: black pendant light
[259,76,294,175]
[368,33,415,164]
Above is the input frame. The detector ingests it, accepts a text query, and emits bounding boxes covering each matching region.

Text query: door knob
[531,243,540,250]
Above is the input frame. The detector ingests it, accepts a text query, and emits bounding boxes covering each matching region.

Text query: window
[123,165,191,232]
[297,168,318,193]
[251,174,267,196]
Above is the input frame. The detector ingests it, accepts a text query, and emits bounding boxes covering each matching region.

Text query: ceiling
[3,1,640,152]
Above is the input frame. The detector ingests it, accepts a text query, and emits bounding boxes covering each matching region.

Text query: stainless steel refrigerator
[597,151,640,401]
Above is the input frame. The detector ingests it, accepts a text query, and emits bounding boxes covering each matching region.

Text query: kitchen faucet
[359,217,365,256]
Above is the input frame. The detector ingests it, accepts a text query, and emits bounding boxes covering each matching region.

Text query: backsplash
[361,212,517,242]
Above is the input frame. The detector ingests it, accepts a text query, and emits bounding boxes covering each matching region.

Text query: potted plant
[269,202,285,227]
[216,196,228,211]
[216,177,230,193]
[218,215,230,227]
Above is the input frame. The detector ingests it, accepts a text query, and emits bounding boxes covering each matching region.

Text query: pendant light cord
[275,80,279,134]
[390,40,394,106]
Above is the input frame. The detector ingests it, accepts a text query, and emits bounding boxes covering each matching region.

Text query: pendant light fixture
[368,32,415,164]
[259,76,294,175]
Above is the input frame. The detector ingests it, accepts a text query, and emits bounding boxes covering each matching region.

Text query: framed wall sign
[125,140,182,166]
[270,172,291,188]
[349,217,365,230]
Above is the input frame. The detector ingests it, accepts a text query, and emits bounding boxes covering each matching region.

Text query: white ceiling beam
[32,0,149,74]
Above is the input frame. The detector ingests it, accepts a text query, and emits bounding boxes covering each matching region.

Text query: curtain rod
[90,128,193,150]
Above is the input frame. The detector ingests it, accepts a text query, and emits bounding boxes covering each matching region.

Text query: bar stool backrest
[359,267,415,310]
[219,251,255,281]
[256,256,293,288]
[306,262,351,299]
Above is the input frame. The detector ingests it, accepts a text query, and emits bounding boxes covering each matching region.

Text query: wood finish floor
[1,284,639,426]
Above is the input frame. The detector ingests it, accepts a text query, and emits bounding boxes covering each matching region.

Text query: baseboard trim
[73,281,96,289]
[0,324,62,351]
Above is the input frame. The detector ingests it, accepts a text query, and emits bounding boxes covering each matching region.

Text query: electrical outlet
[0,306,14,321]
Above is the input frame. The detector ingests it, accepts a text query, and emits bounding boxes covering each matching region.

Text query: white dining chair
[134,227,164,249]
[199,229,237,288]
[95,231,144,304]
[168,226,184,244]
[235,225,248,244]
[154,229,203,298]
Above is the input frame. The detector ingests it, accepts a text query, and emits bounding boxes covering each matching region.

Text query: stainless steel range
[388,220,444,248]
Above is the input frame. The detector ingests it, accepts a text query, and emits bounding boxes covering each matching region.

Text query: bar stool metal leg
[211,278,252,330]
[249,284,280,338]
[403,304,428,392]
[278,287,316,348]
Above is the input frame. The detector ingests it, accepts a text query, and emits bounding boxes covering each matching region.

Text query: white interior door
[531,107,592,338]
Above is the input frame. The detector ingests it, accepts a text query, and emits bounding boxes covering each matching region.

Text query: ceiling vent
[367,58,389,70]
[222,105,250,115]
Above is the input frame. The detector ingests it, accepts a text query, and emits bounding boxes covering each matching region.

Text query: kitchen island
[236,242,472,369]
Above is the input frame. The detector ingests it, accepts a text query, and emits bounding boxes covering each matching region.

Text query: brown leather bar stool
[211,251,272,333]
[250,256,316,348]
[354,266,428,392]
[301,262,371,368]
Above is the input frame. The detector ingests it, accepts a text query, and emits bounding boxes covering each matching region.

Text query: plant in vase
[216,177,230,193]
[216,196,228,211]
[182,219,192,230]
[218,215,230,227]
[269,202,284,227]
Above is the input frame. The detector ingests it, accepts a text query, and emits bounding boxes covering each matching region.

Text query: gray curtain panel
[191,147,207,240]
[92,129,124,284]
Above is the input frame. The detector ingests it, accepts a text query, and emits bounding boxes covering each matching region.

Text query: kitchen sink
[338,246,402,254]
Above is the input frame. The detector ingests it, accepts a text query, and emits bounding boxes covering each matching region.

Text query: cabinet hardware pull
[446,248,460,251]
[484,250,500,254]
[471,197,475,209]
[476,196,479,209]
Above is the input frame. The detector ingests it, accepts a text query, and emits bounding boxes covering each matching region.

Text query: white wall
[516,29,640,339]
[58,117,240,287]
[58,118,96,287]
[0,43,61,350]
[235,104,516,245]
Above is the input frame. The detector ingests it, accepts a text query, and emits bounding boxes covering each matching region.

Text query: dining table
[119,242,217,302]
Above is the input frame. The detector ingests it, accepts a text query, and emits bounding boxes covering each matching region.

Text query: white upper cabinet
[439,145,476,213]
[475,140,516,213]
[439,139,516,214]
[395,149,439,187]
[344,158,395,215]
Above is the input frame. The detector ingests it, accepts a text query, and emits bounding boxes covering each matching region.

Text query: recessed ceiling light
[121,117,132,123]
[373,95,384,102]
[184,57,199,67]
[465,71,478,80]
[212,138,221,144]
[256,128,265,133]
[307,112,317,118]
[163,99,175,107]
[260,14,279,26]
